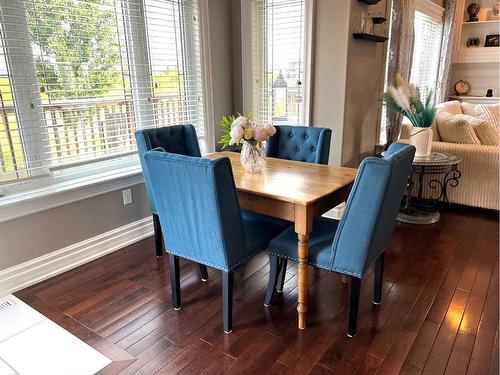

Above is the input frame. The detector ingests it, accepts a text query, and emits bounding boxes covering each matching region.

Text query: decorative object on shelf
[486,88,494,97]
[485,34,500,47]
[219,113,276,173]
[381,73,437,157]
[466,37,480,47]
[454,80,471,96]
[467,3,481,22]
[490,1,500,20]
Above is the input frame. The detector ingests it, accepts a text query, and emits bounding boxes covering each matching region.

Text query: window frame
[0,0,210,217]
[241,0,314,125]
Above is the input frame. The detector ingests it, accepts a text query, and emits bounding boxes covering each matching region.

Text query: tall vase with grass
[382,74,437,157]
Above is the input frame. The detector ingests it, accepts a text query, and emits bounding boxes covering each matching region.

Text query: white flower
[230,125,244,143]
[231,116,248,129]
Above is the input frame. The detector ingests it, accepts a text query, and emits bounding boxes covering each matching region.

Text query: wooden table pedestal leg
[297,233,309,329]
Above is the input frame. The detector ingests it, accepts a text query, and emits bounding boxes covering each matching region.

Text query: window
[251,0,307,125]
[0,0,204,186]
[378,1,443,145]
[410,10,443,100]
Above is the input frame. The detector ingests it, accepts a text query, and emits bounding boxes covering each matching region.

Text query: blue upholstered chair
[264,143,416,337]
[265,125,332,164]
[142,150,286,332]
[135,125,208,280]
[258,125,332,292]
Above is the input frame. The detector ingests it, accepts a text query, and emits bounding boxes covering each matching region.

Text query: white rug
[0,295,111,375]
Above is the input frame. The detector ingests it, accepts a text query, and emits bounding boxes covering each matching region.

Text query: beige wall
[0,184,150,269]
[0,0,236,272]
[312,0,388,167]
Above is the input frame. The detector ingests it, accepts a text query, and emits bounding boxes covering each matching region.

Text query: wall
[311,0,388,167]
[0,0,235,273]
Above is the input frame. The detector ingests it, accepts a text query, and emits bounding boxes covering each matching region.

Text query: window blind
[251,0,305,125]
[0,0,204,184]
[410,11,443,101]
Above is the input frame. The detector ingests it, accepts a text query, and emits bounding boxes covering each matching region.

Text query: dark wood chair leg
[199,264,209,281]
[168,253,181,310]
[222,271,233,333]
[152,213,163,258]
[264,256,280,306]
[373,252,385,305]
[347,277,361,337]
[276,258,288,293]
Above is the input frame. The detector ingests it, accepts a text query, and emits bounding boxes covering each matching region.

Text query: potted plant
[219,114,276,173]
[382,74,437,157]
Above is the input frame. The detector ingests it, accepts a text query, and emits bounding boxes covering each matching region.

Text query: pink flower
[253,126,269,142]
[264,123,276,136]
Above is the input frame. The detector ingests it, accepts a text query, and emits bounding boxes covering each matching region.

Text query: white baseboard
[0,217,153,297]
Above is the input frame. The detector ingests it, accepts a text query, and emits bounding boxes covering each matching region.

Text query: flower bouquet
[219,114,276,173]
[382,73,437,157]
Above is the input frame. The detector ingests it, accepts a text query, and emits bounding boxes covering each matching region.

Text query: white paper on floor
[0,295,111,375]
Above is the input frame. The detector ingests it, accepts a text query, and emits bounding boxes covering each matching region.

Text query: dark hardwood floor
[16,208,499,374]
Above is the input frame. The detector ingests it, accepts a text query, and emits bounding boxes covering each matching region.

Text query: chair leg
[347,277,361,337]
[199,264,209,281]
[222,271,233,333]
[168,253,181,310]
[264,255,280,307]
[276,258,288,293]
[152,213,163,258]
[373,252,385,305]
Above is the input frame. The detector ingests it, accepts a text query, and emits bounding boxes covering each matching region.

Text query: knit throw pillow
[436,112,481,144]
[461,102,476,116]
[456,114,499,146]
[475,104,500,128]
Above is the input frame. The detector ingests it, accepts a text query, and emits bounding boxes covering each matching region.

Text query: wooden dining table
[204,151,357,329]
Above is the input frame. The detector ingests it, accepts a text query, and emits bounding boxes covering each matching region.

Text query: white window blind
[410,10,443,101]
[251,0,306,125]
[0,0,204,185]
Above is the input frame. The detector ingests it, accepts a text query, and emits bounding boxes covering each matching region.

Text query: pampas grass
[382,73,437,128]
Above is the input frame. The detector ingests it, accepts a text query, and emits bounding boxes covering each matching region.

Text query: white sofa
[399,100,499,210]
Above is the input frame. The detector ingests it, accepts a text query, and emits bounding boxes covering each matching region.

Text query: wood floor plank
[444,331,476,375]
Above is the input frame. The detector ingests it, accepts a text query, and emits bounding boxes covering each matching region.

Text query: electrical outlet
[122,188,132,206]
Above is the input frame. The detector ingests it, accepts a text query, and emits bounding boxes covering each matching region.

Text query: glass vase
[240,141,265,173]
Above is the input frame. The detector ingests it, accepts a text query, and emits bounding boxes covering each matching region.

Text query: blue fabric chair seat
[268,217,340,271]
[241,210,291,231]
[243,215,288,260]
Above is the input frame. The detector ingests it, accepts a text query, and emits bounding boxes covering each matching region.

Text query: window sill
[0,164,144,223]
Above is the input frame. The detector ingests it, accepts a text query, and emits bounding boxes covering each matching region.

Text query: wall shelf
[353,33,388,42]
[462,20,500,25]
[358,0,382,4]
[455,47,500,63]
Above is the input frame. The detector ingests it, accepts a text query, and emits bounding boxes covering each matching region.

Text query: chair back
[265,125,332,164]
[135,125,201,212]
[142,151,246,271]
[330,143,415,277]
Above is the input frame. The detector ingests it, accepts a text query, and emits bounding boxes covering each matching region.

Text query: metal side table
[397,152,462,224]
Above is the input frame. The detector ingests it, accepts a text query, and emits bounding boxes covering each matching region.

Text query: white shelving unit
[451,0,500,99]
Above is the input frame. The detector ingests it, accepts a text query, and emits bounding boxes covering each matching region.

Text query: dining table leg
[297,233,310,329]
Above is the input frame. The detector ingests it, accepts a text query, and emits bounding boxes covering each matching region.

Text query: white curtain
[386,0,415,144]
[436,0,457,103]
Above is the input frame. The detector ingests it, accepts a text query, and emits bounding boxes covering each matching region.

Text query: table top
[203,152,357,206]
[412,152,461,167]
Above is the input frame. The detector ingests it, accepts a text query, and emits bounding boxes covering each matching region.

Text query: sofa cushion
[461,102,476,116]
[436,112,481,144]
[475,104,500,128]
[456,114,499,146]
[436,100,463,116]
